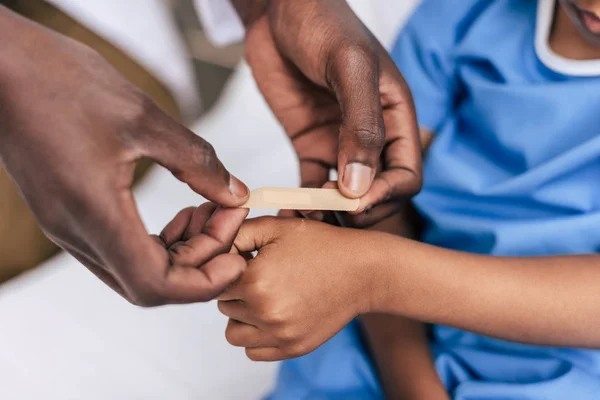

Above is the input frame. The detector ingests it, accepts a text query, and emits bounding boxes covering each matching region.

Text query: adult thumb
[328,44,385,198]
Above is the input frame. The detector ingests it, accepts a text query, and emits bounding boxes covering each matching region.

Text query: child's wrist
[358,230,402,315]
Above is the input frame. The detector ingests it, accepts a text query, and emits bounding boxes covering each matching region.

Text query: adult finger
[183,203,219,240]
[162,253,248,304]
[357,47,422,210]
[169,206,249,268]
[84,188,246,305]
[159,206,196,247]
[138,106,249,207]
[298,159,330,190]
[327,42,385,198]
[342,202,401,229]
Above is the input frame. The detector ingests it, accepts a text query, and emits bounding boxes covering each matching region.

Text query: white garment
[536,0,600,76]
[195,0,417,50]
[46,0,201,121]
[194,0,244,46]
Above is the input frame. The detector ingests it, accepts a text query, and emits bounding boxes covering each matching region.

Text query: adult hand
[0,7,249,306]
[218,217,374,361]
[234,0,422,227]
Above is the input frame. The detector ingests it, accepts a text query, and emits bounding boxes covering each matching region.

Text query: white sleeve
[193,0,245,46]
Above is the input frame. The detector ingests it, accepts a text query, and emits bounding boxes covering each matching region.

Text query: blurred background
[0,1,417,398]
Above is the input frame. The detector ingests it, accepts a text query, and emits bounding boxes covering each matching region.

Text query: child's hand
[217,217,374,361]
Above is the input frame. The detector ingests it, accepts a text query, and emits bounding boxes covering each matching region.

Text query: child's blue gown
[267,0,600,398]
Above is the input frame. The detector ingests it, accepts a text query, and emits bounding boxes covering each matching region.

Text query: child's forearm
[361,314,448,400]
[368,233,600,347]
[360,211,446,399]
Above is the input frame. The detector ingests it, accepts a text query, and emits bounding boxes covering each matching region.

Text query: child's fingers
[218,302,259,329]
[245,347,286,362]
[225,319,277,348]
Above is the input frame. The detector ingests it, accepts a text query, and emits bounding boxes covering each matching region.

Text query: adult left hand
[233,0,423,227]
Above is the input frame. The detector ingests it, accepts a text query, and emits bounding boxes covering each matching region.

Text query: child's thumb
[234,217,281,254]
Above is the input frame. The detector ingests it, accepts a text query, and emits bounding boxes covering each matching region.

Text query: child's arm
[360,172,447,399]
[361,313,448,400]
[218,215,600,361]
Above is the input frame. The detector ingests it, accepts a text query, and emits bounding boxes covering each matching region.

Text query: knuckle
[190,139,219,171]
[265,309,285,325]
[350,124,385,149]
[248,275,270,299]
[274,324,297,343]
[286,342,310,359]
[122,91,158,137]
[256,302,283,325]
[332,42,375,73]
[258,216,284,233]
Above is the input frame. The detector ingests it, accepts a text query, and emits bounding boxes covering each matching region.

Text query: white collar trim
[535,0,600,76]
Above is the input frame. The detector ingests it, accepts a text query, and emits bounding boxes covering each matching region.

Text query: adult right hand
[236,0,423,228]
[0,7,249,306]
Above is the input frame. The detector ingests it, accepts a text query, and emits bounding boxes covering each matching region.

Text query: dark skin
[0,0,421,306]
[236,0,422,227]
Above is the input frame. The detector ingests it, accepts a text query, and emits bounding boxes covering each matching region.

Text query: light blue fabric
[267,0,600,399]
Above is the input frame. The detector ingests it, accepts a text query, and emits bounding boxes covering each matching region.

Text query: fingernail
[229,175,249,199]
[343,163,373,196]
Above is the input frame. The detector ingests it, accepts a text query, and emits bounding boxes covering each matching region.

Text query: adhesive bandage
[241,188,360,211]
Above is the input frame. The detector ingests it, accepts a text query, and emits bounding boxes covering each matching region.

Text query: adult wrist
[0,6,41,91]
[0,6,16,85]
[0,6,23,133]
